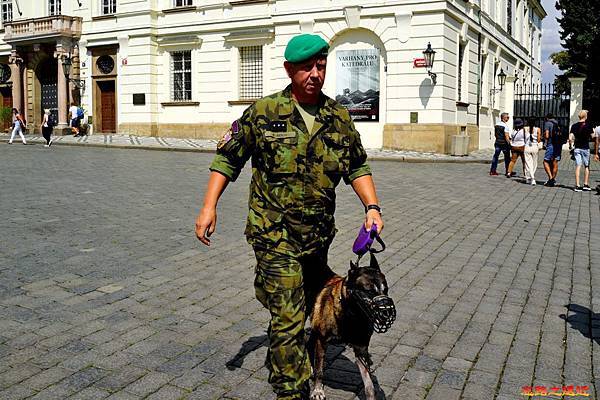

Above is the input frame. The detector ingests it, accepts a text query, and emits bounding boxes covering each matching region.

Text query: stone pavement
[0,144,598,400]
[0,133,496,163]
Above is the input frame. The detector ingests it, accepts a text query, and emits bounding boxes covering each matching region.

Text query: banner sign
[335,49,380,122]
[413,58,427,68]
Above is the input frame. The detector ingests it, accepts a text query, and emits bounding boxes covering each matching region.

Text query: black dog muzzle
[351,290,396,333]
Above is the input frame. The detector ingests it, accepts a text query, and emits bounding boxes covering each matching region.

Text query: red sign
[413,58,427,68]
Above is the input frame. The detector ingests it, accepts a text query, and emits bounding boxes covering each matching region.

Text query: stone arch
[327,27,389,65]
[27,50,51,71]
[323,27,388,149]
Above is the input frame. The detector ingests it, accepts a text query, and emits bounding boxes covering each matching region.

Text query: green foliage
[0,106,12,126]
[553,0,600,118]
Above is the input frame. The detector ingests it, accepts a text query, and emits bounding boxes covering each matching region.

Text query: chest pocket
[262,131,298,174]
[321,132,350,174]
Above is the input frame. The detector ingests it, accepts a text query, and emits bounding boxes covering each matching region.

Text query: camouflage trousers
[253,246,335,400]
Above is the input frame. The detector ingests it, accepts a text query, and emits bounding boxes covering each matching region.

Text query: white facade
[0,0,545,152]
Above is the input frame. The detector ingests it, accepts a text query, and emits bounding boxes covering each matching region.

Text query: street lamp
[490,68,507,95]
[62,54,85,91]
[423,42,437,84]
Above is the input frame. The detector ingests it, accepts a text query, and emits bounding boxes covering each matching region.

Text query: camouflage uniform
[210,84,371,399]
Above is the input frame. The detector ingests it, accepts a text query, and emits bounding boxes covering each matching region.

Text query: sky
[541,0,563,83]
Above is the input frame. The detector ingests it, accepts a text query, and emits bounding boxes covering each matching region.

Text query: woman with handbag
[506,118,526,178]
[523,118,542,185]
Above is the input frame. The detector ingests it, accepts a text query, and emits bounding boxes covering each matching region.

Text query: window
[48,0,61,15]
[100,0,116,15]
[1,0,12,23]
[171,51,192,101]
[481,54,488,107]
[174,0,192,6]
[457,43,466,101]
[239,46,263,100]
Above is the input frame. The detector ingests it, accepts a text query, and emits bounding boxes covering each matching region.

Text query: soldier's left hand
[365,209,383,235]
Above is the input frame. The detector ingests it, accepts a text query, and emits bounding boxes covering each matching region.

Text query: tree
[552,0,600,120]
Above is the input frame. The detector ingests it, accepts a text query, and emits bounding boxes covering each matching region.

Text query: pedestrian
[8,108,27,145]
[523,118,542,185]
[489,112,511,176]
[506,118,526,178]
[41,109,54,147]
[542,113,562,187]
[569,110,594,191]
[195,33,384,400]
[69,101,80,136]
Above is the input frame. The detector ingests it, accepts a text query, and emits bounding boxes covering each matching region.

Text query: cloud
[541,0,565,82]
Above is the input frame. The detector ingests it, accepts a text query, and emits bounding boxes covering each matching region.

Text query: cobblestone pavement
[1,144,598,400]
[0,133,496,163]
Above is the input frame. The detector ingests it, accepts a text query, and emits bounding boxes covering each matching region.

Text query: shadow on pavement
[560,304,600,345]
[225,334,268,370]
[225,334,387,399]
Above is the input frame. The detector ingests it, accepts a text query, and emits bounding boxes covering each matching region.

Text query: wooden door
[1,87,12,131]
[98,80,116,132]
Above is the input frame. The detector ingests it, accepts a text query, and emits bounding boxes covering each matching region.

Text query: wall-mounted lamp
[490,68,507,95]
[62,54,85,91]
[423,42,437,84]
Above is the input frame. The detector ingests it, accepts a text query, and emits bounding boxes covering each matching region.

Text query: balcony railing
[3,15,82,44]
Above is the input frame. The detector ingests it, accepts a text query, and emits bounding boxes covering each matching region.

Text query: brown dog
[309,253,394,400]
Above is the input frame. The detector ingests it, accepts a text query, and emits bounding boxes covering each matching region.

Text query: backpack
[559,125,569,145]
[76,107,84,120]
[548,121,568,145]
[47,113,57,127]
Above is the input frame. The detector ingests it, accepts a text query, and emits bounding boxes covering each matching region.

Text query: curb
[3,136,494,164]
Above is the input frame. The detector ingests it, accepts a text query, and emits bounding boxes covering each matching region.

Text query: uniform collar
[278,84,336,136]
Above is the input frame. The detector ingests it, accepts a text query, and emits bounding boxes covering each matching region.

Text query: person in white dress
[523,118,542,185]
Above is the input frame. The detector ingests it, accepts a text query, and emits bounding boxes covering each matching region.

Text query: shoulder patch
[217,129,232,150]
[231,120,240,136]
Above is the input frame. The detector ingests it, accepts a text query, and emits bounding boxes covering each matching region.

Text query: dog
[308,253,395,400]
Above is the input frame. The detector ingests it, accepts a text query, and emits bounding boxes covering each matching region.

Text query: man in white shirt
[489,112,511,176]
[69,102,80,136]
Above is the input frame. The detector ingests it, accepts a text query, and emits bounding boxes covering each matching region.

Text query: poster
[335,49,380,122]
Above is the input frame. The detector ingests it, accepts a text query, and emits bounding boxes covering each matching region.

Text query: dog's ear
[369,253,380,270]
[350,260,359,270]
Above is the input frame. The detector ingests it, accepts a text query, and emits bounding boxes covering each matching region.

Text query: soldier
[195,34,384,400]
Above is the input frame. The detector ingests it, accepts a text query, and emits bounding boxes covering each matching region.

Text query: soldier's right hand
[195,207,217,246]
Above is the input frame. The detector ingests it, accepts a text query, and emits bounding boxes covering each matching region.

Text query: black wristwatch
[365,204,382,214]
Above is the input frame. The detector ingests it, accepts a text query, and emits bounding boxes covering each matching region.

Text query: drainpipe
[476,9,482,127]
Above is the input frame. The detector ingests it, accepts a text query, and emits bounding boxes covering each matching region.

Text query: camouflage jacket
[210,85,371,254]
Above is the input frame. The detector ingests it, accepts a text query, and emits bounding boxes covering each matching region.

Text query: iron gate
[514,83,571,133]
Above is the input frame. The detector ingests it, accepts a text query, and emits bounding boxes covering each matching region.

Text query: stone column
[8,50,23,113]
[568,77,586,126]
[55,44,71,132]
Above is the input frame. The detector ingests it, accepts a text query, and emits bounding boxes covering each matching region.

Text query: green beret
[284,34,329,63]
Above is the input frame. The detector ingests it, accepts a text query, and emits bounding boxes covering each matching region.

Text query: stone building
[0,0,545,152]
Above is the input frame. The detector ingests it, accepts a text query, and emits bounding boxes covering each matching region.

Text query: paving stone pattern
[0,144,598,400]
[0,133,496,163]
